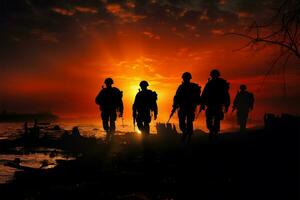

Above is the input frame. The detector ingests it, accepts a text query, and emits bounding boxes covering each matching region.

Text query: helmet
[182,72,192,80]
[104,78,114,85]
[240,84,247,91]
[139,80,149,88]
[210,69,220,78]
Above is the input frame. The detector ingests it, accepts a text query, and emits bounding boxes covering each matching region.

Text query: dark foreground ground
[0,126,299,200]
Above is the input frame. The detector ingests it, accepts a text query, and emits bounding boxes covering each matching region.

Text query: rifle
[167,107,177,124]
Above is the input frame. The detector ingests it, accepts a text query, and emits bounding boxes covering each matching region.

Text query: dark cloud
[0,0,289,71]
[0,0,281,47]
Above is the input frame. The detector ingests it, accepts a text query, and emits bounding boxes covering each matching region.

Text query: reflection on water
[0,120,157,140]
[0,148,75,184]
[0,164,21,184]
[0,122,24,140]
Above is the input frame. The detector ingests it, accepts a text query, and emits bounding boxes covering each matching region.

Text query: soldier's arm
[233,93,239,109]
[132,95,138,118]
[119,100,124,116]
[95,91,102,105]
[227,81,231,104]
[200,84,208,106]
[153,102,158,119]
[250,93,254,110]
[223,91,230,113]
[172,86,181,109]
[195,84,202,105]
[225,93,231,108]
[224,81,231,109]
[112,88,123,116]
[152,92,158,118]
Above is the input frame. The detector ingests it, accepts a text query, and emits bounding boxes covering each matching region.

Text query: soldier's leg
[178,109,187,133]
[178,109,188,142]
[241,112,249,132]
[101,112,109,133]
[110,111,117,134]
[238,112,244,132]
[144,123,150,135]
[237,111,241,126]
[136,116,144,133]
[186,112,195,143]
[240,119,246,132]
[214,117,221,134]
[237,110,243,130]
[238,110,247,132]
[244,112,249,130]
[206,108,213,134]
[208,115,218,142]
[144,115,151,135]
[214,109,223,135]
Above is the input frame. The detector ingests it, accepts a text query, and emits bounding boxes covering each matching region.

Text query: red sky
[0,0,299,122]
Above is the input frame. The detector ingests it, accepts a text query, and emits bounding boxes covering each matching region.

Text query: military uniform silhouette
[133,81,158,135]
[173,72,201,143]
[233,84,254,132]
[201,69,230,137]
[95,78,123,135]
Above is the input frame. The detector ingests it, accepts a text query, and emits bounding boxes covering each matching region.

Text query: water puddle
[0,147,76,184]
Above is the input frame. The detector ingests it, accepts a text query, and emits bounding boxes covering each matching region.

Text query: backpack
[134,90,157,111]
[95,87,123,110]
[174,83,201,108]
[202,78,230,106]
[150,91,158,111]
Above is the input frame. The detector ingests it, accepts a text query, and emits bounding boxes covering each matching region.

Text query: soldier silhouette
[232,84,254,132]
[95,78,123,137]
[172,72,201,143]
[133,81,158,135]
[201,69,230,140]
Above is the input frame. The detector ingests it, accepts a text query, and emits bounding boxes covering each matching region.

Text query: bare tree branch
[225,0,300,59]
[257,49,289,92]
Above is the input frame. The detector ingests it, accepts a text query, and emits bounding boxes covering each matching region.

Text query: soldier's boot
[105,131,112,143]
[181,131,188,143]
[103,119,109,133]
[187,133,192,144]
[144,123,150,135]
[209,128,218,143]
[240,118,247,133]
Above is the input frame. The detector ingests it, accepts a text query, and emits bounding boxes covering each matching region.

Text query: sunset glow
[1,2,300,199]
[0,0,299,123]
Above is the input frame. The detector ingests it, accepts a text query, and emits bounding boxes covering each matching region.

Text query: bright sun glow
[127,83,140,101]
[118,75,172,121]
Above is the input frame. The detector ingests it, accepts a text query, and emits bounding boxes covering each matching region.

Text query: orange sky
[0,0,299,122]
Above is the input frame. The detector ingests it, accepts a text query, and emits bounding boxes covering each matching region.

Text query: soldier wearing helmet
[172,72,201,143]
[133,80,158,135]
[232,84,254,132]
[210,69,221,79]
[104,77,113,85]
[95,78,123,138]
[201,69,230,139]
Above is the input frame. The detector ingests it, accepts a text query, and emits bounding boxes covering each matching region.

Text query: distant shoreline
[0,111,58,123]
